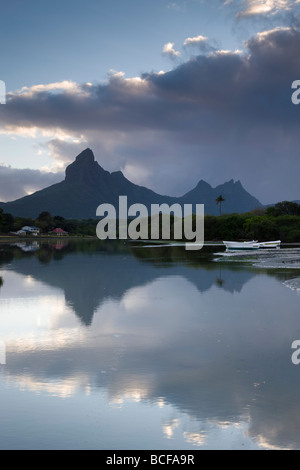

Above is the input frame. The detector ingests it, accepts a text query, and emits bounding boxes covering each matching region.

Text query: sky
[0,0,300,205]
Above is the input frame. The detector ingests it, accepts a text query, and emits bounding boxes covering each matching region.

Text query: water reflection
[0,239,286,326]
[0,240,300,449]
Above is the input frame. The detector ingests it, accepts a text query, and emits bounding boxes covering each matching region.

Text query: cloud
[0,166,63,202]
[183,34,208,46]
[223,0,300,19]
[10,80,90,98]
[4,27,298,131]
[162,42,181,58]
[0,27,300,203]
[183,34,225,54]
[182,34,219,53]
[40,137,88,172]
[238,0,291,17]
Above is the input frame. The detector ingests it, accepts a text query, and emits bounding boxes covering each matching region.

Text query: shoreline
[0,235,97,241]
[0,235,299,248]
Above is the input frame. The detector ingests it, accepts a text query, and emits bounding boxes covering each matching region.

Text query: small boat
[258,240,281,249]
[223,240,260,250]
[223,240,281,251]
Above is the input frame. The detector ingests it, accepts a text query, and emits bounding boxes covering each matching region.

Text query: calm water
[0,239,300,450]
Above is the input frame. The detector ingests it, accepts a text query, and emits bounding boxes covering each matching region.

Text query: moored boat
[223,241,260,250]
[223,240,281,251]
[258,240,281,249]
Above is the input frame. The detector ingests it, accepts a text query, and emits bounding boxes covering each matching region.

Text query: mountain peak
[0,148,263,218]
[196,179,212,189]
[75,148,95,163]
[65,148,106,184]
[217,179,241,189]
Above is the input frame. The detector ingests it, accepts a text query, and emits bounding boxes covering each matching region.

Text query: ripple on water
[284,277,300,294]
[214,248,300,270]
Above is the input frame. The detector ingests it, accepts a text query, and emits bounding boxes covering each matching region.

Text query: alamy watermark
[96,196,204,250]
[0,341,6,365]
[291,340,300,365]
[291,80,300,105]
[0,80,6,104]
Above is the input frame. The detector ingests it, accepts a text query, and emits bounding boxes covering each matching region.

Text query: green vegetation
[0,200,299,243]
[203,201,300,243]
[0,209,97,237]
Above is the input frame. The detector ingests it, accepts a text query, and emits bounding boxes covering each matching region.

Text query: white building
[21,226,40,236]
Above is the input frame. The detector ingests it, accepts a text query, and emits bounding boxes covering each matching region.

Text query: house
[49,228,68,236]
[21,226,40,236]
[10,226,40,236]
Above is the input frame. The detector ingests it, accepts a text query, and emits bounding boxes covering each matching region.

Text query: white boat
[223,240,281,251]
[258,240,281,249]
[223,240,260,250]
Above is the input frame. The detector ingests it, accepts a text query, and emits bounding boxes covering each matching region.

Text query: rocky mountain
[0,148,262,218]
[181,178,261,215]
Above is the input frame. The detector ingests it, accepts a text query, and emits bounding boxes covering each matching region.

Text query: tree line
[0,201,300,242]
[0,210,97,236]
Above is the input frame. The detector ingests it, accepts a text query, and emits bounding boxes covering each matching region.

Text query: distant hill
[181,178,262,215]
[0,148,263,219]
[264,200,300,208]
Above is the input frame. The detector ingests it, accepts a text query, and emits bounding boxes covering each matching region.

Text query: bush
[285,230,300,243]
[243,216,279,240]
[266,201,300,217]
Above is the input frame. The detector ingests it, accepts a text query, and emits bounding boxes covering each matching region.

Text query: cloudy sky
[0,0,300,204]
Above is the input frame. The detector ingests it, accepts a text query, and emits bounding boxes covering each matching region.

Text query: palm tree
[216,195,226,216]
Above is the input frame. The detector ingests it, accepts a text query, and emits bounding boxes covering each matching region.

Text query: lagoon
[0,240,300,450]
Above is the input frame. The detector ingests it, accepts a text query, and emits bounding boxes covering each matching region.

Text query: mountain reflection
[1,240,300,449]
[0,239,276,326]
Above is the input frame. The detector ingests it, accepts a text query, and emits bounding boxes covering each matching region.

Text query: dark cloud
[0,27,300,203]
[0,166,62,202]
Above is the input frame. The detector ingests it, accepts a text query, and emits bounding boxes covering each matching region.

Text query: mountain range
[0,148,263,219]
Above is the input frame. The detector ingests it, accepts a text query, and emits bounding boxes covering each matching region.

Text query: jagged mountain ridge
[0,148,262,218]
